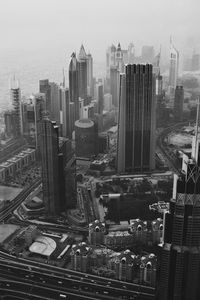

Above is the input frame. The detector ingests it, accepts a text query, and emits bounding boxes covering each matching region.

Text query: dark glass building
[156,137,200,300]
[39,116,65,215]
[78,45,88,101]
[117,64,156,173]
[69,52,79,121]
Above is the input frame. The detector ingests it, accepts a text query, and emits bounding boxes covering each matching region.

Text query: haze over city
[0,0,200,299]
[0,0,200,108]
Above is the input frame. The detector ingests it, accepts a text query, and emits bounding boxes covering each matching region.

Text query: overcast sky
[0,0,200,62]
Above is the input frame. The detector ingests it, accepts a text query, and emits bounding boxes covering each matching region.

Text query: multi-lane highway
[0,250,155,300]
[0,178,41,223]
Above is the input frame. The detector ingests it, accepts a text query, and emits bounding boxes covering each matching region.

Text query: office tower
[78,45,88,100]
[4,110,17,138]
[141,46,155,63]
[115,43,124,73]
[49,82,61,125]
[103,93,112,111]
[110,66,120,107]
[174,86,184,122]
[86,52,94,97]
[156,111,200,300]
[10,77,22,137]
[106,44,117,78]
[39,79,51,113]
[169,39,179,92]
[39,116,65,215]
[117,64,156,173]
[96,83,104,115]
[69,52,79,121]
[60,87,71,138]
[153,48,161,76]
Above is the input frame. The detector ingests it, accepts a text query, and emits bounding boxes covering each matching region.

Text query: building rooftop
[29,235,56,257]
[75,119,94,128]
[0,224,20,244]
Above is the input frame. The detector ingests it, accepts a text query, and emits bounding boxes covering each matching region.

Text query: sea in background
[0,47,105,112]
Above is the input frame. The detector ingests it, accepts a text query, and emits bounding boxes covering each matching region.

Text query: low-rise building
[88,220,106,245]
[70,242,91,272]
[105,231,133,249]
[129,219,148,244]
[139,253,157,287]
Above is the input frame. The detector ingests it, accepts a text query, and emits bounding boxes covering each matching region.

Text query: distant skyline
[0,0,200,110]
[0,0,200,60]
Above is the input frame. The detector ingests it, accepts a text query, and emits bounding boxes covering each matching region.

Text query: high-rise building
[115,43,124,73]
[39,116,65,215]
[78,45,88,100]
[174,86,184,121]
[10,77,22,137]
[169,39,179,92]
[103,93,112,111]
[49,82,61,125]
[117,64,156,173]
[106,44,117,78]
[39,79,51,113]
[127,43,135,64]
[60,87,71,138]
[110,66,120,107]
[156,114,200,299]
[21,94,45,148]
[4,110,17,138]
[86,53,94,97]
[69,52,79,121]
[96,83,104,115]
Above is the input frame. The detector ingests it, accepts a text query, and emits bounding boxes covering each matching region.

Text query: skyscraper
[115,43,124,73]
[86,52,94,97]
[39,116,65,215]
[156,105,200,299]
[174,86,184,122]
[117,64,156,173]
[49,82,61,125]
[96,83,104,115]
[78,44,88,100]
[110,66,120,107]
[39,79,51,113]
[69,52,79,121]
[106,44,117,78]
[10,76,22,137]
[169,39,179,92]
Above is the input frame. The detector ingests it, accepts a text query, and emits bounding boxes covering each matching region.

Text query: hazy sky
[0,0,200,61]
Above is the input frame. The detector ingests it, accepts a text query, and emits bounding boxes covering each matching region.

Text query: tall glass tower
[156,104,200,300]
[117,64,156,173]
